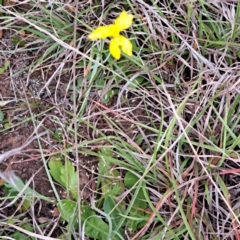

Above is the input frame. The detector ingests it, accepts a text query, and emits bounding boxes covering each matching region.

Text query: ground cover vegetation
[0,0,239,239]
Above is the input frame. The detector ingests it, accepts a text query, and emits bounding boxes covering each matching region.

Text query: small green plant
[98,146,150,238]
[0,60,10,74]
[48,155,122,239]
[48,148,150,239]
[49,156,78,200]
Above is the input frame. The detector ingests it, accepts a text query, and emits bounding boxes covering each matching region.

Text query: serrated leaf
[49,157,78,200]
[102,169,123,196]
[98,147,112,173]
[69,167,78,200]
[61,160,78,200]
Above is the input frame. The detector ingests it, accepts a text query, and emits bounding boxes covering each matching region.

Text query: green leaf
[126,212,149,233]
[68,164,78,200]
[11,38,26,47]
[20,199,32,213]
[54,129,64,142]
[58,199,78,229]
[4,60,10,69]
[103,196,123,230]
[126,189,149,232]
[128,76,144,89]
[132,188,147,209]
[98,147,124,197]
[81,205,119,240]
[61,159,78,200]
[134,134,143,146]
[57,234,68,240]
[69,77,83,90]
[98,147,113,175]
[4,122,10,129]
[10,223,35,240]
[48,156,66,187]
[0,60,10,74]
[123,172,149,232]
[49,157,78,200]
[59,201,119,239]
[101,89,119,104]
[98,147,113,189]
[4,185,32,212]
[124,172,139,188]
[0,111,4,122]
[101,169,123,196]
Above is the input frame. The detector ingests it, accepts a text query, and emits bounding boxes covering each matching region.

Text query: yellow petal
[88,26,112,40]
[118,35,132,56]
[109,38,121,60]
[109,35,133,60]
[88,24,121,40]
[114,11,133,31]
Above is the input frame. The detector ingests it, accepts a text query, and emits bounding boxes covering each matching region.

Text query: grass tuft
[0,1,239,239]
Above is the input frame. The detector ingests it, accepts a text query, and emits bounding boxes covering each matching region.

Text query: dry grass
[0,0,240,239]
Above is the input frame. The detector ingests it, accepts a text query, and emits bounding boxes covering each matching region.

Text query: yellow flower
[88,11,133,60]
[110,35,132,60]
